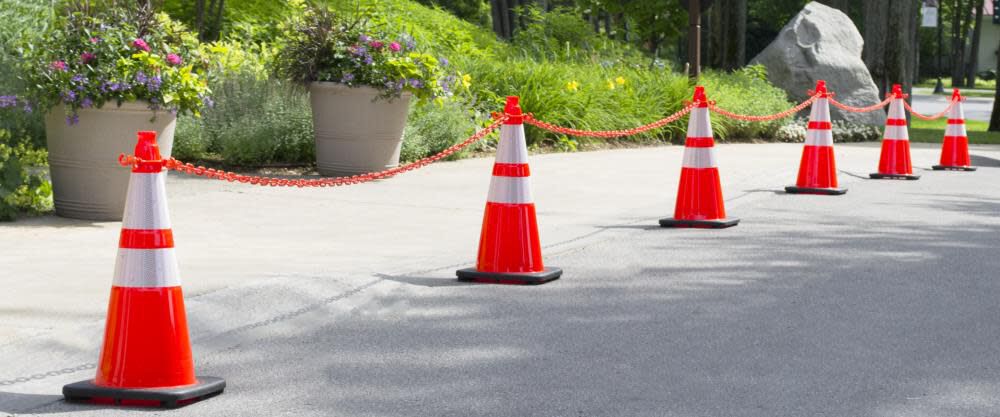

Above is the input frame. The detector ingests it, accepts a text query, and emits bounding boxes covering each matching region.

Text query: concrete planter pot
[309,82,411,176]
[45,102,176,221]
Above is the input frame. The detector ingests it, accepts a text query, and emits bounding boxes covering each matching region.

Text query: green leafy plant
[15,2,217,124]
[0,127,52,221]
[273,0,462,103]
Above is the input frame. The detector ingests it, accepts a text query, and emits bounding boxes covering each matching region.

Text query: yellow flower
[461,73,472,89]
[566,80,579,92]
[615,76,626,86]
[606,79,616,90]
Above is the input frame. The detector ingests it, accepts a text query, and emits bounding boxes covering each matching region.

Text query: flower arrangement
[273,0,462,103]
[15,3,216,124]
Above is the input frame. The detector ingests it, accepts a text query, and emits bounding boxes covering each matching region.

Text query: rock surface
[751,1,886,126]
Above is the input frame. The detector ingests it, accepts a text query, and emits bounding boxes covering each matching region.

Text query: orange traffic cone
[660,86,739,228]
[870,84,920,180]
[64,132,224,408]
[785,80,847,195]
[456,96,562,285]
[933,89,977,171]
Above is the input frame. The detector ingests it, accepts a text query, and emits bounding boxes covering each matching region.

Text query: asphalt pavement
[2,141,999,416]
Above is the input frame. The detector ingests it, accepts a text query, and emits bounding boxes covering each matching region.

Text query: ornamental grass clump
[16,2,216,123]
[273,0,462,104]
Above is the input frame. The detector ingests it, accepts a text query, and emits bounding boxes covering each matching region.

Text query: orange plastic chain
[707,94,821,122]
[119,117,506,187]
[522,102,697,138]
[902,98,961,121]
[828,95,894,113]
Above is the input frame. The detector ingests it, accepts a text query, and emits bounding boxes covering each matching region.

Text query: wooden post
[688,0,701,79]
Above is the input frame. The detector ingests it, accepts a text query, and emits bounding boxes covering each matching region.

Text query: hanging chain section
[119,116,506,187]
[902,97,961,121]
[828,95,895,113]
[707,93,821,122]
[522,102,697,138]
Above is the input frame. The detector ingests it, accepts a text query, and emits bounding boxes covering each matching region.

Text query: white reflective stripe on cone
[495,124,529,164]
[682,147,717,169]
[884,125,909,141]
[122,172,172,230]
[112,248,181,287]
[951,101,965,120]
[805,129,834,146]
[686,108,712,139]
[945,124,967,137]
[887,99,906,120]
[487,176,533,204]
[809,98,831,122]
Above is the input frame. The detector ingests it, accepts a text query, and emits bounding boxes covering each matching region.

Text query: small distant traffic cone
[456,97,562,285]
[660,86,740,228]
[64,132,224,408]
[870,84,920,180]
[785,80,847,195]
[933,89,977,171]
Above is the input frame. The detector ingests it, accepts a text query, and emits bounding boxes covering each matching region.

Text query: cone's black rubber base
[869,173,921,180]
[784,186,848,195]
[64,377,225,409]
[659,218,740,229]
[932,165,977,171]
[456,267,562,285]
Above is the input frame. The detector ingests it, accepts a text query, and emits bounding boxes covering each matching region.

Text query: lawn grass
[916,78,996,90]
[909,118,1000,144]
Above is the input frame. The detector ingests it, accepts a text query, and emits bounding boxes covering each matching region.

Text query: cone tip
[504,96,523,124]
[692,86,708,107]
[952,88,962,101]
[134,131,161,160]
[892,84,903,98]
[815,80,827,96]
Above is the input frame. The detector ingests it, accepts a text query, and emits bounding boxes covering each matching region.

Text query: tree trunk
[719,0,746,70]
[863,0,890,98]
[195,0,205,39]
[952,0,971,87]
[990,43,1000,131]
[966,0,985,86]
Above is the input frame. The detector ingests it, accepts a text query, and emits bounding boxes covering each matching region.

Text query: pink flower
[132,38,150,52]
[166,53,182,66]
[80,52,95,64]
[89,37,100,43]
[49,61,67,71]
[389,42,401,52]
[369,41,384,50]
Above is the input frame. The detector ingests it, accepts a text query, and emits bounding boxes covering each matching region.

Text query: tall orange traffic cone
[660,86,739,228]
[785,80,847,195]
[870,84,920,180]
[456,97,562,285]
[933,89,977,171]
[64,132,224,408]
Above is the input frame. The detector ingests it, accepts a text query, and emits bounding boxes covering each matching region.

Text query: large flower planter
[309,82,411,176]
[45,102,176,221]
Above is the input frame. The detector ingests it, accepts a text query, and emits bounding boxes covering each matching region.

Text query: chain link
[120,117,505,187]
[522,102,696,138]
[828,95,894,113]
[902,97,960,121]
[707,94,820,122]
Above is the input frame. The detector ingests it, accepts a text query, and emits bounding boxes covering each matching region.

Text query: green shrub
[700,65,795,140]
[0,127,52,220]
[400,100,482,162]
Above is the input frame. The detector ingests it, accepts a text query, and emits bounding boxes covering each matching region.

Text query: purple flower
[50,61,67,71]
[409,79,423,88]
[405,40,416,50]
[23,101,32,113]
[352,46,368,56]
[132,38,150,52]
[341,73,355,83]
[389,42,402,52]
[80,52,96,64]
[66,114,79,125]
[71,74,86,84]
[439,57,448,67]
[81,97,94,108]
[147,75,162,92]
[364,56,374,65]
[166,54,182,66]
[135,71,148,84]
[358,34,371,43]
[202,96,215,108]
[63,90,76,103]
[0,95,16,108]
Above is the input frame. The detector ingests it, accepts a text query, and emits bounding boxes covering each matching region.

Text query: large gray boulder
[750,1,885,126]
